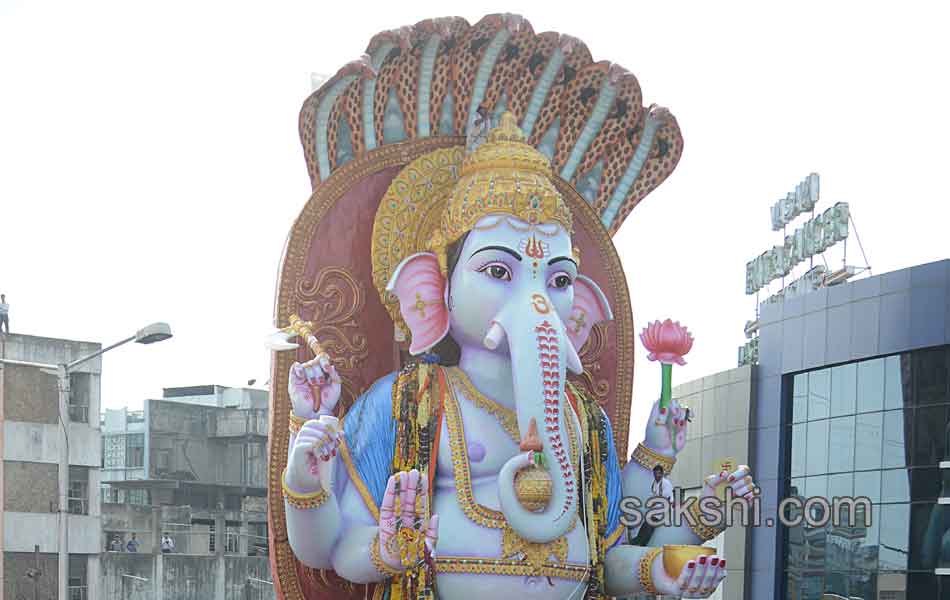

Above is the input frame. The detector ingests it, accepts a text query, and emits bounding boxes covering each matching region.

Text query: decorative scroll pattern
[294,266,368,369]
[293,266,370,416]
[575,322,612,407]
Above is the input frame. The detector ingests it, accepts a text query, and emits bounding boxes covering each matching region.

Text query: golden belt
[434,556,589,582]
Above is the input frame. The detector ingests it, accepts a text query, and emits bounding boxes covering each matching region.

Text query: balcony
[211,411,268,438]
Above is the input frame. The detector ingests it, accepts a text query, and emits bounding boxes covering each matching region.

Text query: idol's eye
[478,263,512,281]
[548,273,573,289]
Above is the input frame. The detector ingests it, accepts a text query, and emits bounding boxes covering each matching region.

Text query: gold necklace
[442,374,580,530]
[445,367,519,443]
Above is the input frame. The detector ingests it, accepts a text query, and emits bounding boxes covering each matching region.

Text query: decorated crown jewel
[431,112,573,272]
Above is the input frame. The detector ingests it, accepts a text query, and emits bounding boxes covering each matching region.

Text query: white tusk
[483,322,506,350]
[565,341,583,374]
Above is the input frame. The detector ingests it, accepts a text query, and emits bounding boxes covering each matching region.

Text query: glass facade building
[783,347,950,599]
[746,259,950,600]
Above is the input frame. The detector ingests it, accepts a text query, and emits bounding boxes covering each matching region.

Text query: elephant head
[387,213,612,543]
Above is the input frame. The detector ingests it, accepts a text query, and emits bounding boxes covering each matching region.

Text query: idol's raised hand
[643,395,689,457]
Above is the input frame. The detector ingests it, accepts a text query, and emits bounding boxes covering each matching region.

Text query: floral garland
[382,361,610,600]
[386,360,444,600]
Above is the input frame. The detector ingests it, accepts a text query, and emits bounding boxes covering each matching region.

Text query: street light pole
[57,364,70,600]
[0,322,172,600]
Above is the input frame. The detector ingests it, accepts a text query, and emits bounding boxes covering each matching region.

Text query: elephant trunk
[492,311,577,544]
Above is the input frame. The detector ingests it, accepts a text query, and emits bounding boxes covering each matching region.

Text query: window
[68,555,87,600]
[126,489,148,506]
[101,486,119,504]
[126,434,144,468]
[226,525,240,554]
[68,372,92,423]
[68,468,89,515]
[782,346,950,600]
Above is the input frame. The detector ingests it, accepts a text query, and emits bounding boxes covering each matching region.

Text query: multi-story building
[1,333,103,600]
[668,258,950,600]
[99,385,273,600]
[671,365,755,600]
[748,258,950,599]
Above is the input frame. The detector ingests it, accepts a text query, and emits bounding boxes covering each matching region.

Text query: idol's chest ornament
[434,366,590,581]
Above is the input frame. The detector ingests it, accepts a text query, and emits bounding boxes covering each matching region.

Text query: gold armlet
[281,469,329,509]
[630,443,676,474]
[687,501,724,541]
[638,547,662,595]
[370,535,403,578]
[289,414,308,435]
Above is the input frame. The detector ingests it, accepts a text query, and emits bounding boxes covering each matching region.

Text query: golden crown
[371,113,576,337]
[431,112,573,273]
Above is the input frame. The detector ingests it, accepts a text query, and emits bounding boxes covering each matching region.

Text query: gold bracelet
[638,547,662,595]
[281,468,329,509]
[289,414,308,434]
[630,443,676,475]
[370,534,402,578]
[687,500,724,541]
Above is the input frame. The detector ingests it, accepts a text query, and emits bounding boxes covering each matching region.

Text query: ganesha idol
[266,14,756,600]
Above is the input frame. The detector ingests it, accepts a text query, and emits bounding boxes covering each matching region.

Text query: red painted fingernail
[688,562,695,569]
[699,556,707,565]
[711,558,719,566]
[720,560,726,568]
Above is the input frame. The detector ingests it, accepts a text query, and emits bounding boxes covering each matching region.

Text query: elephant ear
[566,274,614,352]
[386,252,450,355]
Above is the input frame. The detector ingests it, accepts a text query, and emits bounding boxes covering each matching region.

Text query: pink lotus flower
[640,319,694,365]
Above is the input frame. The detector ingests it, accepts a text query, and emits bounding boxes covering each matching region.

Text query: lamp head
[135,322,172,345]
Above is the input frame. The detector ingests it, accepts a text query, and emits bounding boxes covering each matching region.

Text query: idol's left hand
[642,395,689,457]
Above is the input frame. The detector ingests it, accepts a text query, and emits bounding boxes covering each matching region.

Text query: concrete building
[671,365,755,600]
[747,258,950,599]
[1,333,103,600]
[100,385,274,600]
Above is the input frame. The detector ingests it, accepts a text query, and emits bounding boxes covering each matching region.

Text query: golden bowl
[662,545,716,579]
[514,465,552,512]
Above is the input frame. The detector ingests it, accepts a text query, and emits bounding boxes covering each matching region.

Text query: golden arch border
[269,136,634,599]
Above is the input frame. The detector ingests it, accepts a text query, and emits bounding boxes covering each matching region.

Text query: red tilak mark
[525,236,545,259]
